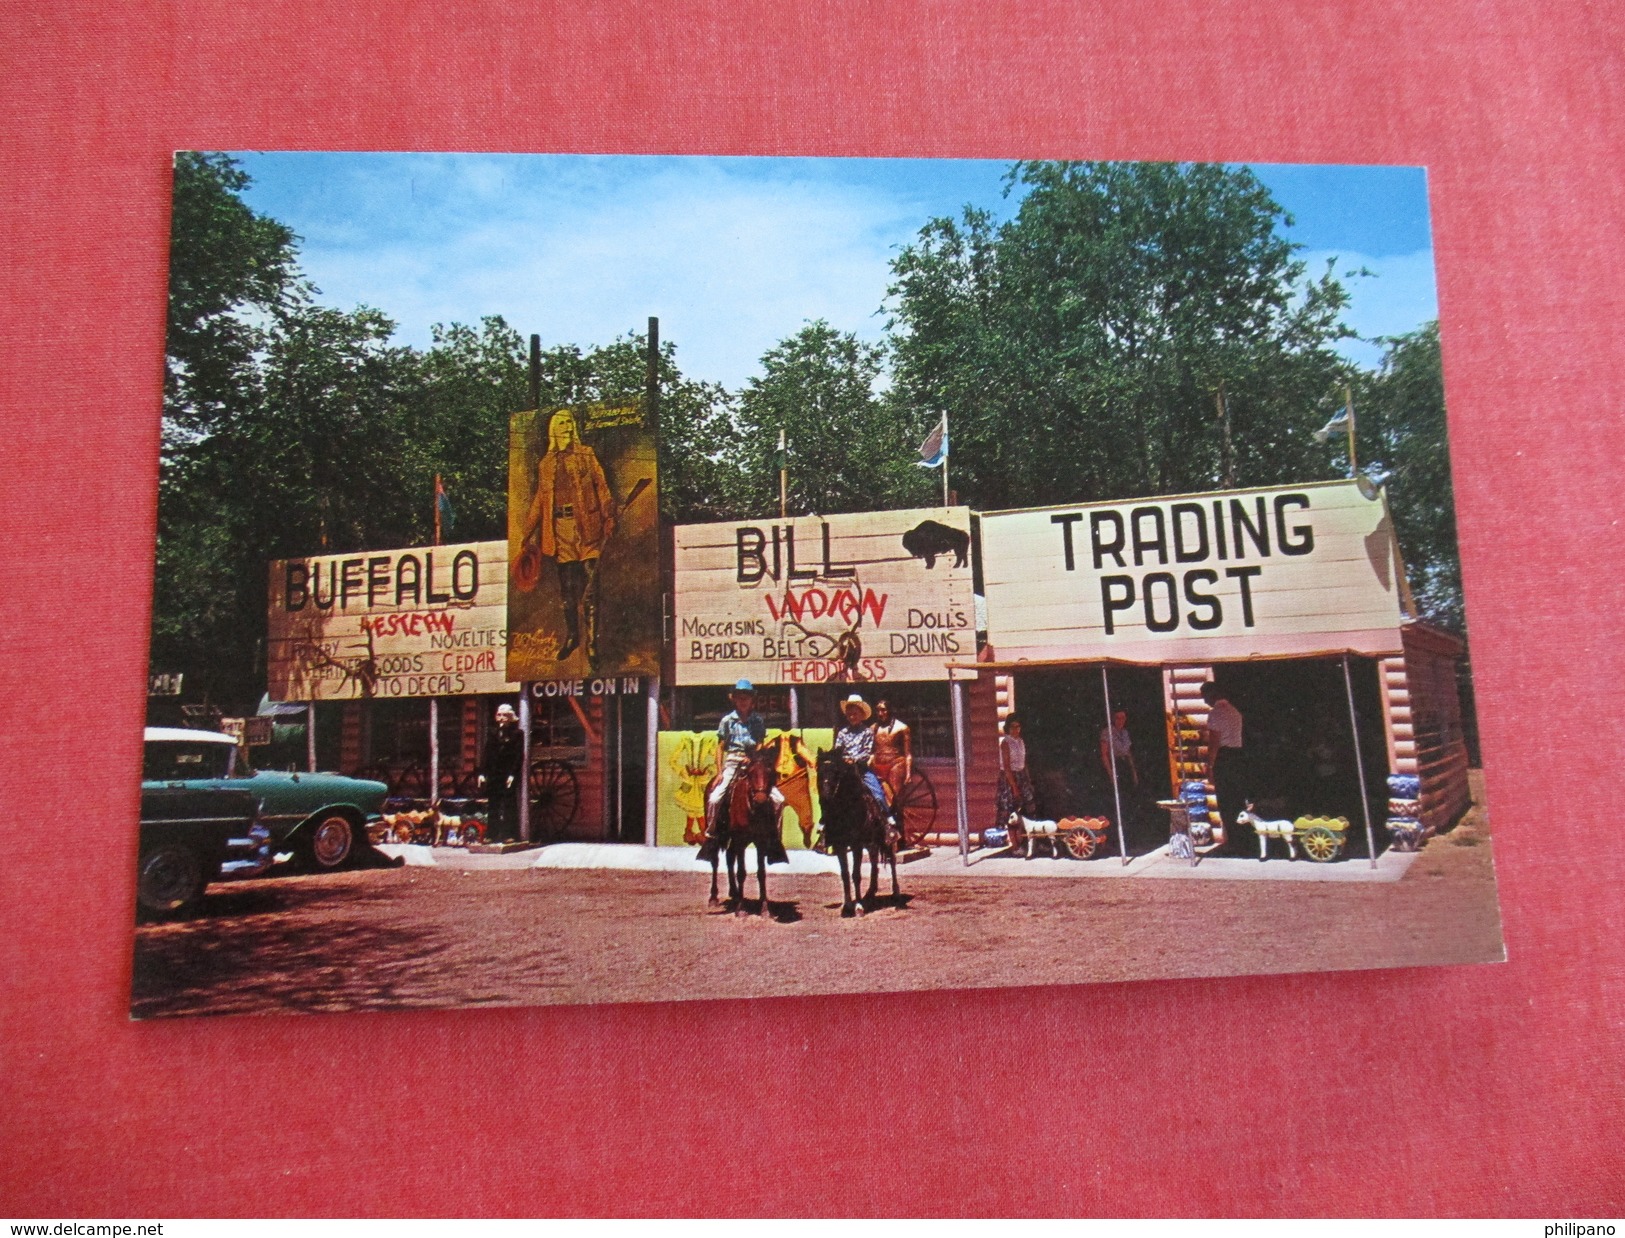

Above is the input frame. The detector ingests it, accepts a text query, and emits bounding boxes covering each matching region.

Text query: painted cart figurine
[1236,802,1352,862]
[1005,811,1111,860]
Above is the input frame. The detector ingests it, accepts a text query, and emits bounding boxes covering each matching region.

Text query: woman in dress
[995,713,1037,828]
[871,698,913,800]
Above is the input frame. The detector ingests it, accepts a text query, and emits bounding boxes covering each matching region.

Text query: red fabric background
[2,0,1621,1217]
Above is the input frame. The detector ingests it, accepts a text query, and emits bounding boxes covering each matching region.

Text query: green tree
[733,321,931,518]
[886,161,1357,510]
[1354,322,1462,632]
[164,152,299,429]
[154,296,418,709]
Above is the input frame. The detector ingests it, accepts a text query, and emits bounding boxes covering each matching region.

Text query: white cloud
[282,159,1441,387]
[1301,248,1440,368]
[294,162,915,390]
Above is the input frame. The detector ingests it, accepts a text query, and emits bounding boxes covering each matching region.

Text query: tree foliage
[886,161,1358,510]
[733,321,931,518]
[152,154,1467,716]
[152,156,746,709]
[1354,322,1462,632]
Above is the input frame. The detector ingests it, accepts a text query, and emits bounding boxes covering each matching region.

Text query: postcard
[132,152,1503,1016]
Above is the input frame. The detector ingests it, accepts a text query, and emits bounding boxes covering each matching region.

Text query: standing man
[479,702,524,844]
[523,409,615,665]
[1201,682,1247,855]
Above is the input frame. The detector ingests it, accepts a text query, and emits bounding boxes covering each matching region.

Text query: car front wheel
[303,812,357,871]
[137,843,206,917]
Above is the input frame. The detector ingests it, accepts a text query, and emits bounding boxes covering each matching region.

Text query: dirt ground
[131,777,1504,1017]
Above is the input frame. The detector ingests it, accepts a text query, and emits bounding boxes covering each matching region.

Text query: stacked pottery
[1180,780,1214,844]
[1385,773,1425,850]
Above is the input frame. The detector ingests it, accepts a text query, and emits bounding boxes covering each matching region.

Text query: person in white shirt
[995,713,1037,829]
[1201,681,1248,855]
[1099,709,1138,790]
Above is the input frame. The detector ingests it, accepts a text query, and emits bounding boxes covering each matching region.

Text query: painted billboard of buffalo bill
[506,402,660,682]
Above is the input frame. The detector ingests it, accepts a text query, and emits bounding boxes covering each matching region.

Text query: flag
[435,474,455,535]
[916,416,948,468]
[1313,409,1350,444]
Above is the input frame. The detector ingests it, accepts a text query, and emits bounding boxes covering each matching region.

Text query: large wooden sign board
[266,540,516,700]
[980,480,1406,664]
[673,507,975,686]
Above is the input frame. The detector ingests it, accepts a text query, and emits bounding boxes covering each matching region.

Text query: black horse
[697,755,786,918]
[814,750,900,917]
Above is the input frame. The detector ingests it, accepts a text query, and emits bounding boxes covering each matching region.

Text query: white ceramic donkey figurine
[1236,802,1297,860]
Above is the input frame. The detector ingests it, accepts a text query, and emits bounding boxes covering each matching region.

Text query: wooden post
[518,690,532,843]
[646,317,659,428]
[306,702,316,773]
[1343,384,1358,479]
[950,675,971,864]
[645,677,660,847]
[529,334,541,412]
[428,697,439,808]
[1102,665,1129,865]
[1215,383,1235,489]
[1343,654,1378,869]
[778,427,788,519]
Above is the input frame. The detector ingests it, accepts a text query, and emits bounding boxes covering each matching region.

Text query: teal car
[142,727,389,871]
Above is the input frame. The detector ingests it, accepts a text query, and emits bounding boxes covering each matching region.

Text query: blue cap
[732,679,756,693]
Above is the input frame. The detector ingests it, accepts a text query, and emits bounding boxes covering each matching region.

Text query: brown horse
[760,732,818,847]
[697,756,785,917]
[814,750,900,917]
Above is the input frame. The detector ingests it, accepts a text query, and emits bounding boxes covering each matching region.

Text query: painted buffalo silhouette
[901,519,969,569]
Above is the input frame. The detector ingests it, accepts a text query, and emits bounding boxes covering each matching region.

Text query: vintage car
[137,785,273,917]
[141,727,389,871]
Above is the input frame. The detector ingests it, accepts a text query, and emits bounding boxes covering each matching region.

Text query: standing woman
[871,698,913,799]
[995,713,1037,829]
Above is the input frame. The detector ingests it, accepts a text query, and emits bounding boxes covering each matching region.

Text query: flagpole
[1343,384,1358,479]
[778,427,788,519]
[941,410,949,506]
[433,473,443,545]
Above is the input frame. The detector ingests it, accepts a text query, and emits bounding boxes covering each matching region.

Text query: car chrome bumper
[219,823,275,879]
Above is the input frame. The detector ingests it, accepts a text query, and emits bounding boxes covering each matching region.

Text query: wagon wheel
[1300,826,1340,863]
[1065,826,1098,860]
[891,768,938,847]
[529,758,580,841]
[436,766,467,803]
[394,761,431,802]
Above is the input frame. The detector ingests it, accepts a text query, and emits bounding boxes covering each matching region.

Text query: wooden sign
[674,507,975,685]
[266,540,517,700]
[980,480,1405,664]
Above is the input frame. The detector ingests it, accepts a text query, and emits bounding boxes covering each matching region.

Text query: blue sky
[231,152,1436,389]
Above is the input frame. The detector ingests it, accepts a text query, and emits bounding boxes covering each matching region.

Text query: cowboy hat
[839,694,872,720]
